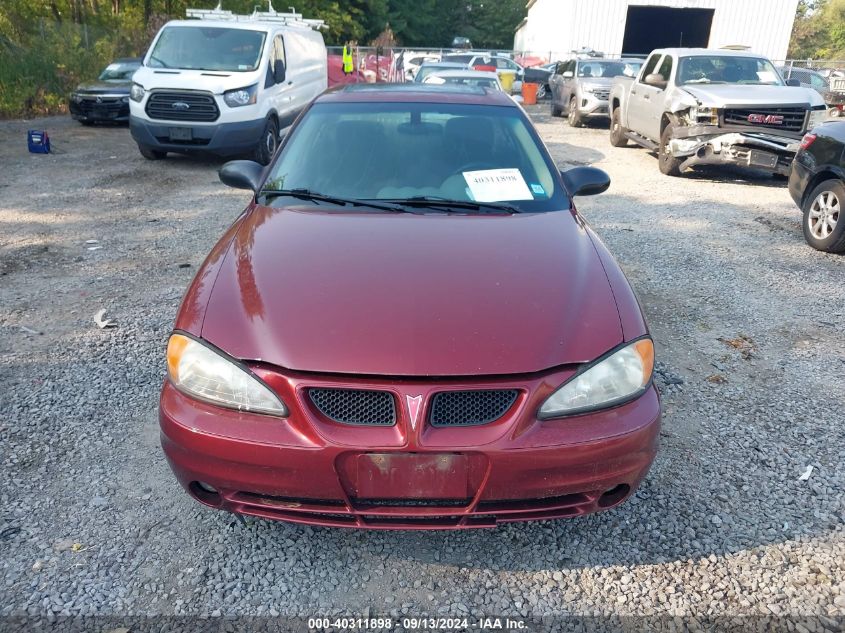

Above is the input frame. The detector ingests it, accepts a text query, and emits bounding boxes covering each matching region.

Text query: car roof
[162,19,299,33]
[654,48,770,58]
[427,70,500,79]
[419,61,467,68]
[317,83,517,106]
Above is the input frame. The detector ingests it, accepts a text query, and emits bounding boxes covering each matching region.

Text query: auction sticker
[463,168,533,202]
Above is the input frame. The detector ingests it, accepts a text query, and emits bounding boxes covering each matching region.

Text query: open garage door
[621,6,714,56]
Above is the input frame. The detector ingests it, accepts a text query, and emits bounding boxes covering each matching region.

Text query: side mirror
[561,166,611,197]
[786,78,800,87]
[644,73,667,89]
[274,60,286,84]
[562,71,574,78]
[219,160,264,193]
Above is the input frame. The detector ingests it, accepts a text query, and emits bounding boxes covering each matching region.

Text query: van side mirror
[274,60,286,84]
[220,160,264,193]
[644,73,667,89]
[786,78,800,87]
[561,166,610,197]
[562,70,574,78]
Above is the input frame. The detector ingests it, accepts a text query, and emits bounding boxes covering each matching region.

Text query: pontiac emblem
[406,395,422,431]
[748,113,783,125]
[95,96,102,104]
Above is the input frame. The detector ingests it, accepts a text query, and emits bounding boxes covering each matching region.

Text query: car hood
[132,66,259,95]
[199,206,624,376]
[75,80,132,93]
[680,84,823,107]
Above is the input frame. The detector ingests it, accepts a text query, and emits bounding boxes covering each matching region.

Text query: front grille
[593,89,610,101]
[77,96,125,115]
[145,90,219,122]
[430,390,518,427]
[308,388,396,426]
[723,107,806,133]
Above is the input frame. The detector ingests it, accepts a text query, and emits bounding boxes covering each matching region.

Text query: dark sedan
[69,58,141,125]
[789,121,845,253]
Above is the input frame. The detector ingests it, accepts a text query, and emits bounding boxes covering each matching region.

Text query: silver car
[550,57,642,127]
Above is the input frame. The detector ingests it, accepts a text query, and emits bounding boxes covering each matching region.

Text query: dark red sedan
[160,84,660,529]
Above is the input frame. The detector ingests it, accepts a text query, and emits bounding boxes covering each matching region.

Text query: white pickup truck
[609,48,827,176]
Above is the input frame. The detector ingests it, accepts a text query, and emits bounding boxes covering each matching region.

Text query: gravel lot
[1,105,843,629]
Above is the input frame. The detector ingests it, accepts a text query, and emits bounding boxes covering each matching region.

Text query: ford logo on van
[172,102,191,110]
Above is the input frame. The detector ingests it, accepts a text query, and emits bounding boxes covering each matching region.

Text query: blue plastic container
[27,130,51,154]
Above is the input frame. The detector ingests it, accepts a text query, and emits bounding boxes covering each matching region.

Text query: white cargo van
[129,10,327,163]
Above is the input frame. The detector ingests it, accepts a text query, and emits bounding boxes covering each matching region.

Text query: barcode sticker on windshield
[463,168,533,202]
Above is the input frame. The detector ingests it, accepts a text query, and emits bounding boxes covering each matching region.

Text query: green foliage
[789,0,845,59]
[0,0,527,117]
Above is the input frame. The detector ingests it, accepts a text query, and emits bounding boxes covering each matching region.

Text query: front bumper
[669,130,801,175]
[69,97,130,122]
[129,115,265,156]
[159,364,661,530]
[576,93,610,118]
[788,153,812,208]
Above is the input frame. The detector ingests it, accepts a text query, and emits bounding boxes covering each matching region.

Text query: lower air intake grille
[309,388,396,426]
[430,390,518,427]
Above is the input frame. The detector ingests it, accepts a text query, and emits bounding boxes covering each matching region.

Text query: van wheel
[802,180,845,253]
[658,124,683,177]
[254,117,279,165]
[139,145,166,160]
[568,97,583,127]
[609,108,628,147]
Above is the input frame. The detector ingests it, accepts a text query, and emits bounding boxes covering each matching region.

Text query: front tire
[138,145,166,160]
[568,97,583,127]
[829,107,841,118]
[658,124,683,176]
[802,180,845,253]
[254,117,279,165]
[609,108,628,147]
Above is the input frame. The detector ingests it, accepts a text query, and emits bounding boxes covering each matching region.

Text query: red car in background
[160,84,660,529]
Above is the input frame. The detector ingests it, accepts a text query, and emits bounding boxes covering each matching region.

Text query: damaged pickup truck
[609,48,827,176]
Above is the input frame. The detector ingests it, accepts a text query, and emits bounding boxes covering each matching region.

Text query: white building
[514,0,799,62]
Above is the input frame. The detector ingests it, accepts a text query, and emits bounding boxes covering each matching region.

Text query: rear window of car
[265,101,567,212]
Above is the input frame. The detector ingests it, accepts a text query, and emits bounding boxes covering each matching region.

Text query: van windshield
[148,26,266,72]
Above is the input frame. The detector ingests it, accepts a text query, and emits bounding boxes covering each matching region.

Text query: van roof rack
[186,1,326,29]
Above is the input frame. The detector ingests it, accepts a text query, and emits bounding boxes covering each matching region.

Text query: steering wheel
[453,161,498,177]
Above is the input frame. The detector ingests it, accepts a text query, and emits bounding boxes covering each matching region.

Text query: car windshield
[677,55,784,85]
[148,26,266,72]
[416,65,456,82]
[98,61,140,81]
[425,75,501,90]
[577,60,637,78]
[264,101,565,212]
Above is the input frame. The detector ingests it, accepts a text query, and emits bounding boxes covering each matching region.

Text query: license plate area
[354,453,469,500]
[749,149,778,169]
[169,127,193,141]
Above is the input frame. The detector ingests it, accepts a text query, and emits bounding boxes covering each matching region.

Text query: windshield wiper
[149,54,171,68]
[259,188,407,213]
[379,196,522,214]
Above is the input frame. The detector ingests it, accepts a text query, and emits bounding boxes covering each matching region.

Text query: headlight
[224,84,258,107]
[166,333,288,416]
[807,109,826,130]
[690,106,719,125]
[129,83,145,102]
[71,93,84,103]
[538,338,654,418]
